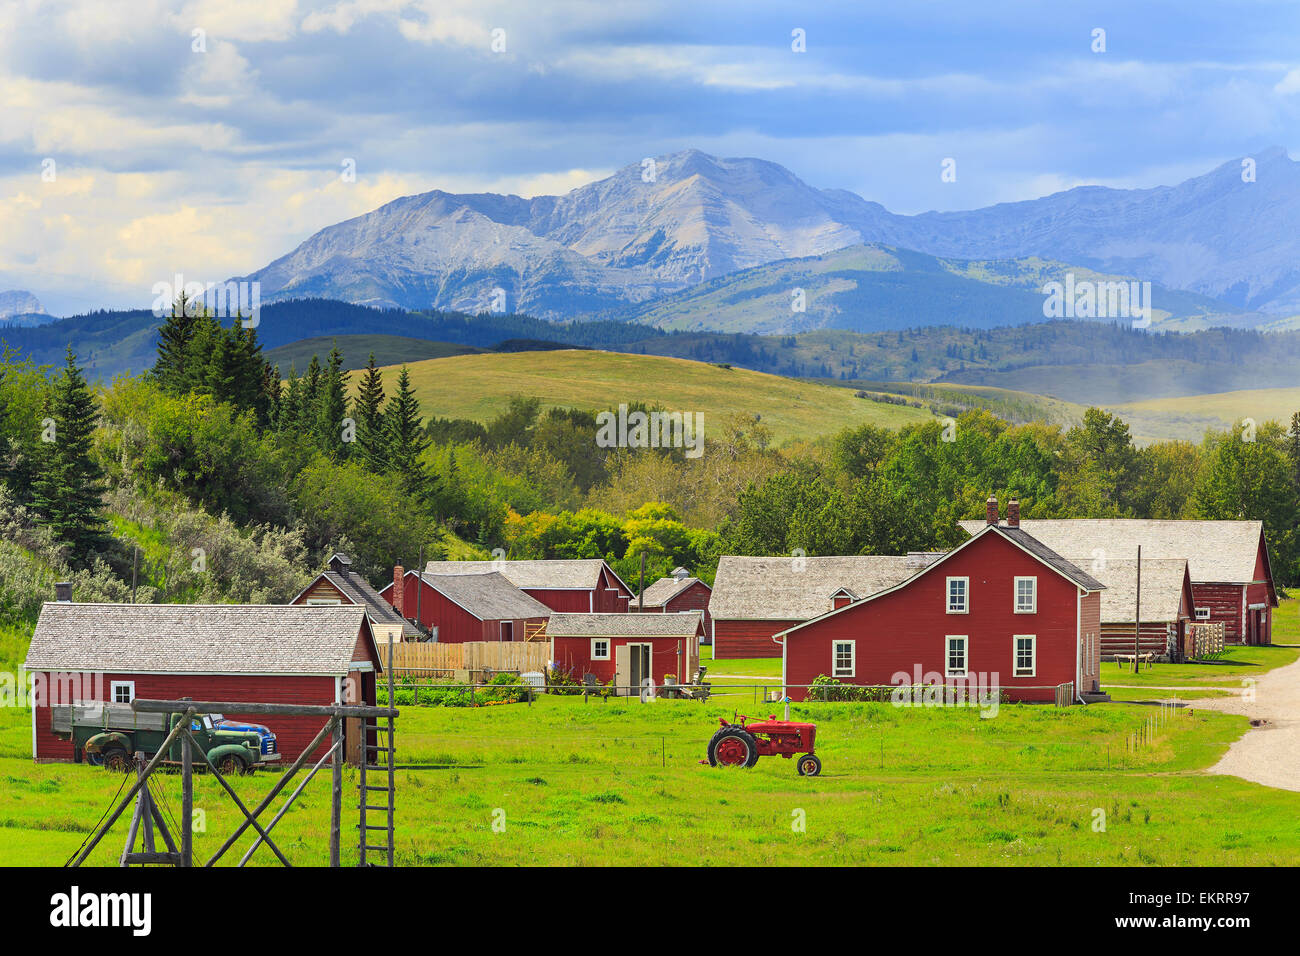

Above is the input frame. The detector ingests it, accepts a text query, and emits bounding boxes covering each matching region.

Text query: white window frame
[591,638,611,661]
[1013,634,1037,678]
[946,576,969,614]
[1014,576,1037,614]
[1195,608,1211,621]
[110,680,135,704]
[832,640,856,678]
[306,597,342,606]
[945,635,968,678]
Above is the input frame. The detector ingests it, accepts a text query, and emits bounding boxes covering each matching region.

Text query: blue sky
[2,0,1298,313]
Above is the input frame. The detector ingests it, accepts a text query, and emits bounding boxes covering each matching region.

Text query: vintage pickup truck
[53,702,281,774]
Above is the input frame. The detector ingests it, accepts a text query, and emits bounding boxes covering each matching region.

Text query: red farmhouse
[417,559,634,613]
[547,612,703,691]
[634,567,713,635]
[958,518,1277,645]
[781,500,1105,703]
[383,570,550,643]
[24,602,381,764]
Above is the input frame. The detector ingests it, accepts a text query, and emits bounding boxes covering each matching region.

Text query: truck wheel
[217,754,248,776]
[797,754,822,777]
[707,726,760,768]
[102,747,130,773]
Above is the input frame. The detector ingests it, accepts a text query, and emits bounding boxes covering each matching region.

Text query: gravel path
[1192,653,1300,792]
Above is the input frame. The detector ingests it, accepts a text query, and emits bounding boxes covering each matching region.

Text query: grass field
[266,334,482,372]
[359,350,935,446]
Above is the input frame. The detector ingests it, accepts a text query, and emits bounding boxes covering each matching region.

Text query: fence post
[330,714,342,867]
[180,728,193,867]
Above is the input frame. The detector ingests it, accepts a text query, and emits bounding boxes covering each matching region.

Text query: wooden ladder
[358,640,396,866]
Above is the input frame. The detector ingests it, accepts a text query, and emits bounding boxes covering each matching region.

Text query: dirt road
[1194,653,1300,792]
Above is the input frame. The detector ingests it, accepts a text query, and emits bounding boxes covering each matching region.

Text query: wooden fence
[388,641,550,674]
[1185,622,1226,659]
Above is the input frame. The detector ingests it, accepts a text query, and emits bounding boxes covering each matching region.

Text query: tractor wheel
[102,747,130,773]
[217,754,248,777]
[797,754,822,777]
[707,726,760,768]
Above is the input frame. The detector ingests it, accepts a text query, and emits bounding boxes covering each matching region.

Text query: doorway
[615,643,652,696]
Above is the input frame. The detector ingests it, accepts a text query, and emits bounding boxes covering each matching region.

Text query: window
[946,577,969,614]
[1195,608,1210,620]
[1014,576,1037,613]
[306,597,342,605]
[832,641,856,678]
[945,636,968,677]
[1014,635,1036,677]
[110,681,134,704]
[591,639,610,660]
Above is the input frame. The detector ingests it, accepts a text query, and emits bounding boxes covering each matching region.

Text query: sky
[1,0,1298,314]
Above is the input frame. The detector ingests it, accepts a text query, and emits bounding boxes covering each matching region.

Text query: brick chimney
[1006,499,1020,528]
[55,581,73,603]
[392,565,405,616]
[985,496,999,526]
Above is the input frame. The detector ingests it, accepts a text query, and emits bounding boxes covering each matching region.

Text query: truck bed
[51,702,167,734]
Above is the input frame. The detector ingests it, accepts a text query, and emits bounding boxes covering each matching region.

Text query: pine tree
[354,352,387,471]
[31,348,109,560]
[1288,411,1300,490]
[316,344,350,457]
[385,365,438,501]
[280,365,302,436]
[153,292,199,392]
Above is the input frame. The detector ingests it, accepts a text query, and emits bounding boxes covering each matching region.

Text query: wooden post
[330,695,342,867]
[638,552,646,612]
[415,545,423,638]
[180,723,193,867]
[1133,546,1142,674]
[131,546,139,604]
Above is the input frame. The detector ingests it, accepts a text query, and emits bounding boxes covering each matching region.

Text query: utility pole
[1133,545,1142,674]
[415,544,424,640]
[638,552,646,611]
[131,545,139,604]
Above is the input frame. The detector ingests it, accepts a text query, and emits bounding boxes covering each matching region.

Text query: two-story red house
[781,499,1105,703]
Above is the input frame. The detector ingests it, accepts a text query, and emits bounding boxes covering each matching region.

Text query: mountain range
[0,290,48,326]
[239,147,1300,328]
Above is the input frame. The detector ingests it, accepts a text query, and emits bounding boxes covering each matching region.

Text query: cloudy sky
[2,0,1298,314]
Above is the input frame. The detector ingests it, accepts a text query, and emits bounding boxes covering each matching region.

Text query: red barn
[708,554,935,659]
[419,559,634,613]
[291,552,419,643]
[24,603,381,764]
[781,502,1105,703]
[962,519,1278,645]
[547,612,703,690]
[634,567,713,637]
[381,570,550,643]
[1085,558,1196,660]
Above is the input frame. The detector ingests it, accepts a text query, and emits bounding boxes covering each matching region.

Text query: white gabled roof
[708,555,922,620]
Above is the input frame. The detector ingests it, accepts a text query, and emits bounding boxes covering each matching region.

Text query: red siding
[653,581,713,634]
[713,619,797,659]
[384,575,544,642]
[551,636,695,686]
[33,673,350,764]
[1191,583,1247,644]
[784,532,1088,702]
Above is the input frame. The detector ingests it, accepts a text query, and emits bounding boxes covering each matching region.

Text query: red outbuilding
[708,554,936,658]
[417,559,634,613]
[781,499,1106,704]
[547,612,704,690]
[634,567,713,637]
[958,518,1278,645]
[381,570,550,643]
[24,602,381,764]
[291,552,419,643]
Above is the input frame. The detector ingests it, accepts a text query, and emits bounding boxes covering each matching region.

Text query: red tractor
[705,713,821,776]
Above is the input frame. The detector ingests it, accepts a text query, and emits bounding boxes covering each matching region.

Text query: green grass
[1102,686,1233,702]
[359,350,935,446]
[2,686,1297,867]
[266,335,482,373]
[1098,644,1298,688]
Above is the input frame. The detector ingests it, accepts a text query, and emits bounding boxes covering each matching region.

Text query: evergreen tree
[354,352,388,470]
[152,291,199,392]
[30,348,110,559]
[317,344,350,457]
[1287,411,1300,490]
[385,365,438,501]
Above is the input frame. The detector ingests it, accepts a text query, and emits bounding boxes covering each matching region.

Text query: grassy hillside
[360,349,934,444]
[266,334,482,372]
[1110,386,1300,443]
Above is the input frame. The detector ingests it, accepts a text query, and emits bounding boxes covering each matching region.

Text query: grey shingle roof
[1081,558,1191,623]
[958,519,1267,584]
[636,576,705,608]
[24,603,374,675]
[994,526,1106,591]
[419,572,552,621]
[423,558,619,591]
[547,612,703,639]
[318,570,418,638]
[709,555,923,620]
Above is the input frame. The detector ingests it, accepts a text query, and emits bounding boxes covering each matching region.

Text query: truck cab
[63,703,281,774]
